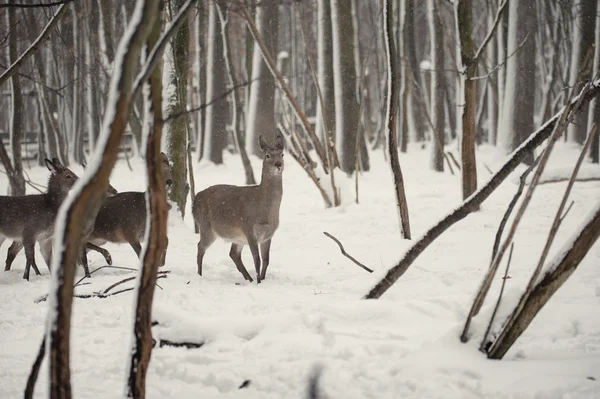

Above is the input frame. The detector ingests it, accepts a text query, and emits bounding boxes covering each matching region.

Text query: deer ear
[275,134,284,150]
[161,152,169,163]
[259,135,268,152]
[45,158,57,173]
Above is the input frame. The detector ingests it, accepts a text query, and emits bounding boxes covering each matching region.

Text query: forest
[0,0,600,398]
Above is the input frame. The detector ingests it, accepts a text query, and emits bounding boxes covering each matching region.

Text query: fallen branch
[364,79,600,299]
[324,232,373,273]
[537,176,600,185]
[153,339,204,349]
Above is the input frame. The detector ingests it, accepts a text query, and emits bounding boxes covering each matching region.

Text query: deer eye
[266,154,271,159]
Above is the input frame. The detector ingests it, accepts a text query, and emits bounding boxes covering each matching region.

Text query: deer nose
[274,161,282,169]
[166,179,173,186]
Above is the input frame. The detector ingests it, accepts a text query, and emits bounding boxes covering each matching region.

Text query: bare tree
[426,0,444,172]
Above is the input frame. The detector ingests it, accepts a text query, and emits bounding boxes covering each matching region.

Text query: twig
[483,163,493,175]
[154,339,204,349]
[73,265,138,288]
[480,242,514,352]
[491,156,541,260]
[537,176,600,185]
[24,336,45,399]
[323,232,373,273]
[446,151,461,170]
[560,200,575,223]
[443,152,455,175]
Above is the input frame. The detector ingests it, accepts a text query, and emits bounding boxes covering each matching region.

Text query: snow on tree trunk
[316,0,336,144]
[166,0,191,216]
[427,0,444,172]
[246,0,279,157]
[567,0,597,144]
[202,0,228,165]
[44,1,159,397]
[331,0,360,174]
[498,0,536,164]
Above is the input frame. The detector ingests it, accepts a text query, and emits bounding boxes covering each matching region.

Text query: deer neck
[46,179,68,208]
[259,169,283,202]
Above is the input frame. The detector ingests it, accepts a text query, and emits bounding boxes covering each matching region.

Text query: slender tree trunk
[385,0,411,239]
[588,3,600,163]
[427,0,444,172]
[126,8,167,397]
[6,0,25,196]
[331,0,360,173]
[404,0,427,142]
[455,0,478,201]
[316,0,336,145]
[245,0,279,157]
[202,0,228,164]
[46,1,159,397]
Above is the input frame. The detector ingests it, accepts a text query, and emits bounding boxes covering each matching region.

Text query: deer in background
[4,163,119,277]
[193,134,284,284]
[81,152,173,267]
[0,159,79,280]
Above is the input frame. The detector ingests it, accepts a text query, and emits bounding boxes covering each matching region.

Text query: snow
[1,143,600,398]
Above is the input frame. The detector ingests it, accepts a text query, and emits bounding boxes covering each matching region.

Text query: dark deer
[4,164,118,276]
[0,158,79,280]
[193,134,284,284]
[81,152,172,266]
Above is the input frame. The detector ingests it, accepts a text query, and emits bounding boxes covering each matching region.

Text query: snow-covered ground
[1,143,599,398]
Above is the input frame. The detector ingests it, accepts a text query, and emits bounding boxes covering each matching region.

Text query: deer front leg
[5,241,23,271]
[128,240,142,258]
[247,236,262,284]
[259,239,271,281]
[229,244,253,282]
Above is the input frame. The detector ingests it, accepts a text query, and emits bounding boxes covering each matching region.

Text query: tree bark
[45,2,159,397]
[316,0,336,145]
[202,0,228,164]
[455,0,478,201]
[404,0,427,142]
[167,0,191,216]
[426,0,444,172]
[588,5,600,163]
[126,8,168,397]
[385,0,411,239]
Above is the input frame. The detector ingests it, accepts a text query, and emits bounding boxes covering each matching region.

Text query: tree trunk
[427,0,444,172]
[245,0,279,157]
[488,200,600,359]
[455,0,478,201]
[567,0,597,144]
[6,0,26,196]
[588,4,600,163]
[45,2,159,397]
[404,0,427,142]
[167,0,191,216]
[499,0,536,165]
[385,0,411,239]
[126,9,168,397]
[202,0,228,164]
[331,0,360,173]
[316,0,336,145]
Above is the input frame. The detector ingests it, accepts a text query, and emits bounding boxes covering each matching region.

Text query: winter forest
[1,0,600,397]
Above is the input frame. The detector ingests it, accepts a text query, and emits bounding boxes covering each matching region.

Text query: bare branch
[0,0,72,8]
[324,232,373,273]
[472,0,509,64]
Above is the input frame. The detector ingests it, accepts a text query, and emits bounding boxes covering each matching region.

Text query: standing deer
[0,158,79,280]
[4,165,118,276]
[193,134,284,284]
[81,152,173,266]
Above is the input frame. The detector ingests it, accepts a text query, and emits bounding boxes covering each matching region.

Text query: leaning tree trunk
[331,0,360,173]
[126,9,168,397]
[245,0,279,157]
[45,1,159,397]
[385,0,411,239]
[167,0,191,216]
[426,0,444,172]
[455,0,478,201]
[202,0,228,165]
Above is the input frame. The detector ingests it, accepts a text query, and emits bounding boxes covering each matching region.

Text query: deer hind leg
[259,239,271,281]
[128,240,143,258]
[5,240,23,271]
[229,243,253,282]
[39,239,53,271]
[247,236,262,284]
[196,227,216,276]
[86,243,112,265]
[22,236,39,281]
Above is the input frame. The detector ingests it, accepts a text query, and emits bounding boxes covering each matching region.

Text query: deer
[4,164,118,276]
[0,158,80,280]
[192,134,284,284]
[81,152,173,267]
